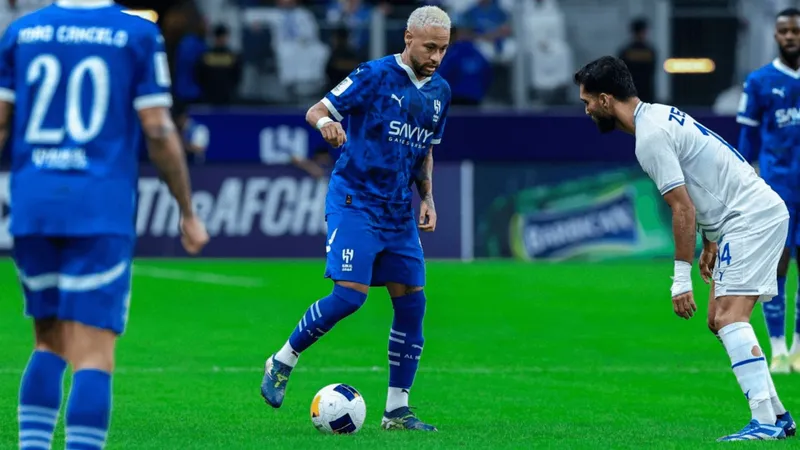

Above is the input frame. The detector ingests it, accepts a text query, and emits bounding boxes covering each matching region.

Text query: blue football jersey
[321,54,451,227]
[738,58,800,200]
[0,1,172,237]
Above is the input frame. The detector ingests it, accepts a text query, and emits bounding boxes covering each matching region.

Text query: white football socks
[386,387,409,413]
[765,369,787,416]
[719,322,776,425]
[274,341,299,368]
[770,337,788,357]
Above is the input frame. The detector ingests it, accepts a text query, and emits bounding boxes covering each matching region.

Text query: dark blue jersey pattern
[737,59,800,202]
[0,2,172,237]
[322,54,451,227]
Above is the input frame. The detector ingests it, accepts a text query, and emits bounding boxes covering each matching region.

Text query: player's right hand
[672,291,697,320]
[320,121,347,148]
[180,215,210,255]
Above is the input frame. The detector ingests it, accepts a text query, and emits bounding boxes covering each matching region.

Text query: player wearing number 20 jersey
[1,3,171,236]
[0,2,182,449]
[576,56,793,442]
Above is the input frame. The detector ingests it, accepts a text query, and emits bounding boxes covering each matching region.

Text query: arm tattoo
[415,147,434,205]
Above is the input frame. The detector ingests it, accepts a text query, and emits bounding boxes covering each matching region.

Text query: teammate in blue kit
[261,5,451,431]
[738,8,800,374]
[2,1,209,449]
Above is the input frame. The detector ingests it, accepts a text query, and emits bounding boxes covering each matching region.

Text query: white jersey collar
[394,54,431,90]
[772,58,800,79]
[633,100,646,124]
[56,0,115,9]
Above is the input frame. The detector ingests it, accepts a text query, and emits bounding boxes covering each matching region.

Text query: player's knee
[323,284,368,329]
[386,282,423,298]
[34,318,66,356]
[391,289,426,330]
[391,289,425,312]
[707,319,718,336]
[714,309,748,331]
[335,280,369,295]
[63,321,117,373]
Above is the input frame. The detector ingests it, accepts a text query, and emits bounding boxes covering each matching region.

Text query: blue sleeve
[432,89,450,145]
[133,25,173,111]
[736,74,761,128]
[321,62,377,121]
[738,124,761,162]
[0,23,18,104]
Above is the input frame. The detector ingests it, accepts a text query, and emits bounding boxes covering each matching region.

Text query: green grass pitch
[0,258,798,449]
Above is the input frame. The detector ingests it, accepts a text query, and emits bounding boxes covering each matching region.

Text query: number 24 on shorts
[715,238,735,283]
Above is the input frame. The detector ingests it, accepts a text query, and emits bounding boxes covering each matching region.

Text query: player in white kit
[574,56,796,441]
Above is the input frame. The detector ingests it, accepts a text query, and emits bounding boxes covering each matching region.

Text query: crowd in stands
[156,0,589,107]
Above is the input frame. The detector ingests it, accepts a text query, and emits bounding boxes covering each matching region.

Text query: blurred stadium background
[2,0,800,448]
[0,0,789,262]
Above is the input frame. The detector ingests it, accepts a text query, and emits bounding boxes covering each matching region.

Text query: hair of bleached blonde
[407,6,451,31]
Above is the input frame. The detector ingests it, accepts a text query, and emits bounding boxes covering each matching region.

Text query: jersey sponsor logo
[32,148,88,170]
[331,77,353,97]
[775,107,800,128]
[136,175,327,238]
[388,121,434,149]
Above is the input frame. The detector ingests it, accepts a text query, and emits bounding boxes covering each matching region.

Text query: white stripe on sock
[66,426,107,440]
[65,435,105,448]
[18,415,57,426]
[18,406,58,418]
[20,440,50,449]
[19,430,53,441]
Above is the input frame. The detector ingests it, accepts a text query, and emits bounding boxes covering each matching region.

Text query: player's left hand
[698,247,716,284]
[180,215,210,255]
[672,291,697,320]
[418,197,437,232]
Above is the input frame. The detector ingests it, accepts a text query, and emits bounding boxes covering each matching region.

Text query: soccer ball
[310,383,367,434]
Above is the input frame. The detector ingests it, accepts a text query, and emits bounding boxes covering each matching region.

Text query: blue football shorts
[323,211,425,287]
[12,235,135,335]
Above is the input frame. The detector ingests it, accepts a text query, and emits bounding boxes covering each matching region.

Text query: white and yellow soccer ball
[310,383,366,434]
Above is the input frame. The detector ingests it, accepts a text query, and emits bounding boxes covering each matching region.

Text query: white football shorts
[712,215,789,302]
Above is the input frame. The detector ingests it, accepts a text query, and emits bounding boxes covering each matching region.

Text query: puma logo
[391,93,404,107]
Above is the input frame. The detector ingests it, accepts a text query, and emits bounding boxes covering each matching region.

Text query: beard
[593,114,617,134]
[779,46,800,66]
[410,54,435,77]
